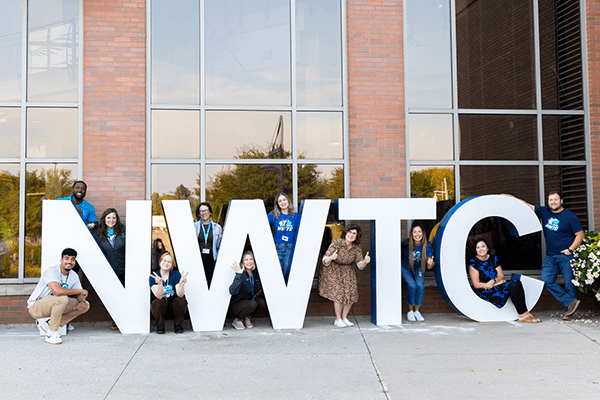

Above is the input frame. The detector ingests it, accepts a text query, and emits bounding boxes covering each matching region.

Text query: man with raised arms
[27,248,90,344]
[507,192,583,320]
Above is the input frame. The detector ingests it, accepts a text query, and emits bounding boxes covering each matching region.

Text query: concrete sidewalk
[0,311,598,400]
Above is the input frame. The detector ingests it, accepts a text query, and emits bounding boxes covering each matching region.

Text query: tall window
[149,0,346,246]
[406,0,589,269]
[0,0,81,282]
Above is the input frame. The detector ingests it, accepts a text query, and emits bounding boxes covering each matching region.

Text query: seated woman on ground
[228,250,266,330]
[149,252,189,334]
[468,238,541,323]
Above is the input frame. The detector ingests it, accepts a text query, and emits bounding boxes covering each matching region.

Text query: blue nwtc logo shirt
[545,217,560,232]
[535,206,582,255]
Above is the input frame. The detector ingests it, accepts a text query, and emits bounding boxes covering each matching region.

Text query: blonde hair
[273,192,295,219]
[159,252,174,271]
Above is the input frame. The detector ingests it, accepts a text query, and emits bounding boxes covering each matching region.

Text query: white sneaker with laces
[36,318,50,335]
[45,330,62,345]
[342,318,354,327]
[334,319,347,328]
[414,311,425,321]
[407,311,416,322]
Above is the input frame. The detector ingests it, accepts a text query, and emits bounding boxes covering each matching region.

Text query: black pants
[229,298,267,320]
[508,280,527,314]
[151,296,188,326]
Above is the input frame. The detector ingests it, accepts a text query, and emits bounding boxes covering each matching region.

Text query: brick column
[347,0,406,199]
[587,1,600,229]
[83,0,146,219]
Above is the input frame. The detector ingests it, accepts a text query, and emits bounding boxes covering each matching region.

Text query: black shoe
[174,324,184,334]
[156,325,165,334]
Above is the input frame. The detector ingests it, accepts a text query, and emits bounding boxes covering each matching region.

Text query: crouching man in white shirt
[27,248,90,344]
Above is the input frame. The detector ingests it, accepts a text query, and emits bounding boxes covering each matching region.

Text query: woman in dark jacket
[94,207,126,330]
[228,250,266,330]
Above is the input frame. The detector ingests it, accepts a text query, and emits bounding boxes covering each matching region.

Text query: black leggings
[507,280,527,314]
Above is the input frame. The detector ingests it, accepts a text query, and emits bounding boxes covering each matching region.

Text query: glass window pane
[206,163,292,219]
[206,111,291,159]
[152,110,200,159]
[205,0,291,106]
[542,115,585,161]
[456,0,535,109]
[27,108,77,158]
[0,0,22,102]
[25,163,77,278]
[409,114,453,161]
[297,112,342,159]
[410,166,455,243]
[459,115,537,160]
[461,165,539,203]
[298,164,343,201]
[28,0,79,102]
[151,164,199,216]
[0,165,20,278]
[296,0,342,107]
[0,108,21,158]
[539,0,583,110]
[544,165,588,230]
[406,0,452,109]
[151,0,200,105]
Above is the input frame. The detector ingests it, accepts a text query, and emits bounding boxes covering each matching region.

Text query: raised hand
[150,272,162,285]
[363,251,370,265]
[329,250,338,261]
[179,271,189,286]
[427,255,435,269]
[231,262,244,274]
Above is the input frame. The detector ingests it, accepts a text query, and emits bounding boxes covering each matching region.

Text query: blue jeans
[401,264,425,307]
[275,242,293,282]
[541,254,577,310]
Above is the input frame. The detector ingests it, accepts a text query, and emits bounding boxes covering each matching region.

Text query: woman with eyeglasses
[194,202,222,287]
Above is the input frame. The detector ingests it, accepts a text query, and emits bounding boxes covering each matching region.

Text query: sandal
[518,315,541,323]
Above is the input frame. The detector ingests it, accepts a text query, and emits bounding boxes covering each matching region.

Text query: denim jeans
[401,264,425,307]
[275,242,293,282]
[541,254,577,310]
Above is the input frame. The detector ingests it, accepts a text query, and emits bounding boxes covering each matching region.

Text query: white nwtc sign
[433,195,545,322]
[337,198,437,326]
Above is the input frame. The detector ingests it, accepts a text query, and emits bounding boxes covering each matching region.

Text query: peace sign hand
[150,272,162,285]
[179,271,189,286]
[231,262,244,274]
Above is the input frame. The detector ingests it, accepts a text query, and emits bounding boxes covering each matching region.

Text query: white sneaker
[407,311,416,322]
[334,319,347,328]
[342,318,354,327]
[67,323,75,331]
[232,318,245,330]
[36,318,50,335]
[45,330,62,345]
[414,311,425,321]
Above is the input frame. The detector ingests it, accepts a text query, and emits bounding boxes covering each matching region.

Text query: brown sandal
[518,315,541,323]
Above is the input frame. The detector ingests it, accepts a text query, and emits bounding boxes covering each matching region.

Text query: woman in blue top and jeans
[401,223,434,322]
[267,193,299,283]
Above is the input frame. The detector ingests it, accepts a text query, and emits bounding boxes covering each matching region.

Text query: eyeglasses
[199,209,210,213]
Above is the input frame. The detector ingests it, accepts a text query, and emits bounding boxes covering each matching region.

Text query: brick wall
[587,0,600,229]
[83,0,146,219]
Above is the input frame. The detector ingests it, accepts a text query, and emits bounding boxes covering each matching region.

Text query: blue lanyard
[249,274,255,299]
[201,222,211,244]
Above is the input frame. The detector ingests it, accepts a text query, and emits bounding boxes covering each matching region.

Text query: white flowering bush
[571,231,600,302]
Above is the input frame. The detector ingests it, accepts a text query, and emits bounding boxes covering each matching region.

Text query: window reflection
[206,111,291,159]
[0,0,22,102]
[25,163,77,277]
[461,165,538,204]
[28,0,79,102]
[296,0,342,107]
[297,164,343,202]
[0,108,20,158]
[405,0,452,109]
[205,0,291,105]
[152,110,200,159]
[456,0,535,109]
[0,165,20,278]
[542,115,585,161]
[151,0,200,105]
[297,112,342,159]
[151,164,200,217]
[409,114,453,161]
[27,108,77,158]
[459,115,537,160]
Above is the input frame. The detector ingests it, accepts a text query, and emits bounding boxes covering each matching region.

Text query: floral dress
[318,238,365,305]
[469,255,511,308]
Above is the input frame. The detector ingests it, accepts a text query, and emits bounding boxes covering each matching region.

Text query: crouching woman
[228,251,266,330]
[149,252,189,334]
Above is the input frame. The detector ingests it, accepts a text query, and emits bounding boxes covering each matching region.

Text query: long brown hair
[95,208,123,240]
[408,224,428,273]
[273,192,295,219]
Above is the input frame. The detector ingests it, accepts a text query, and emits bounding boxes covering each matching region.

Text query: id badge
[282,235,289,242]
[202,248,211,254]
[60,283,69,289]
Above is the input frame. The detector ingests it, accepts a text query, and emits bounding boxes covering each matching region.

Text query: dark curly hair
[341,223,362,245]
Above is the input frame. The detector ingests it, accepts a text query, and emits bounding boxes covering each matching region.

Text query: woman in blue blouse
[267,193,299,283]
[468,238,541,323]
[401,223,434,322]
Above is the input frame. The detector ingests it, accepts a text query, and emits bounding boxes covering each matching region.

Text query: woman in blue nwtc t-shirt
[401,223,434,322]
[149,252,188,334]
[267,193,300,283]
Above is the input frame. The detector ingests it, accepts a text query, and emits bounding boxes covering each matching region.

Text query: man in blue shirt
[510,192,584,320]
[57,180,98,230]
